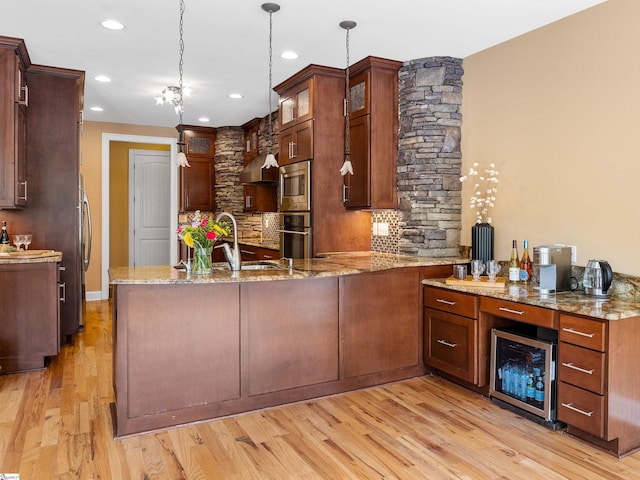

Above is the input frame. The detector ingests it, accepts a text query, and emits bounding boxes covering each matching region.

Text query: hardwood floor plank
[2,299,640,478]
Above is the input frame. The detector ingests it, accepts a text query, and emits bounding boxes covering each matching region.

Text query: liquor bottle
[508,240,519,283]
[534,375,545,408]
[519,240,532,284]
[0,221,10,245]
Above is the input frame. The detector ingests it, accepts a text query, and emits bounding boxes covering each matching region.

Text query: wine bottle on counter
[0,221,10,245]
[508,240,520,283]
[520,240,532,284]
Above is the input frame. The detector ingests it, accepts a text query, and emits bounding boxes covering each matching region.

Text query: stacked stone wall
[397,57,463,257]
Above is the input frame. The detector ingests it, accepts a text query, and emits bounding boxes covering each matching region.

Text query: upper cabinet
[242,117,277,213]
[278,78,313,131]
[343,56,402,210]
[178,125,216,212]
[0,36,30,209]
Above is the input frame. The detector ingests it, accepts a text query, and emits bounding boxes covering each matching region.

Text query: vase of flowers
[460,163,499,263]
[177,210,231,274]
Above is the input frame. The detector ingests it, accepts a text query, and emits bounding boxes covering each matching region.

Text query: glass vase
[192,246,213,274]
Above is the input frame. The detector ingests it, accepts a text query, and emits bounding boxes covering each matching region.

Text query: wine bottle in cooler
[520,240,533,284]
[508,240,519,283]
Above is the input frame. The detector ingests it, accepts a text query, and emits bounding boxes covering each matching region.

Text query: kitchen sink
[240,261,285,270]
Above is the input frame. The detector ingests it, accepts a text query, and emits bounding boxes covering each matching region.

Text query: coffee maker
[533,245,572,293]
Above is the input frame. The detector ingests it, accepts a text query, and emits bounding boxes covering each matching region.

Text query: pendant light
[176,0,190,168]
[339,20,356,176]
[261,2,280,170]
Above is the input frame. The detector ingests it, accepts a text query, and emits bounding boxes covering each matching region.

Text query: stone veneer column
[397,57,463,257]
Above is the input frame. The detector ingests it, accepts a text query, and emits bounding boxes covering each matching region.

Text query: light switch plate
[378,222,390,236]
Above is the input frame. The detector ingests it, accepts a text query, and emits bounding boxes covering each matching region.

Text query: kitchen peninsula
[109,252,461,437]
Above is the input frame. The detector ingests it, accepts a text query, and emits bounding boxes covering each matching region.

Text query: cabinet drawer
[481,297,556,329]
[424,287,478,319]
[559,315,606,351]
[558,382,605,438]
[425,308,477,384]
[559,342,605,394]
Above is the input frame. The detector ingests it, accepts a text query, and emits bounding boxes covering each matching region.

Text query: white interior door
[129,149,171,266]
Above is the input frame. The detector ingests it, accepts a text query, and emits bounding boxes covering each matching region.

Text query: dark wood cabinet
[424,286,479,384]
[0,36,30,209]
[278,119,313,166]
[238,243,279,261]
[344,57,402,209]
[242,117,277,213]
[178,125,216,212]
[0,261,60,374]
[275,64,371,255]
[342,268,423,378]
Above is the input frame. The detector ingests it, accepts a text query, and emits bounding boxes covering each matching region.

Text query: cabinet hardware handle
[436,298,456,306]
[561,402,594,417]
[437,339,457,348]
[342,184,348,203]
[17,84,28,106]
[562,327,595,338]
[263,255,273,259]
[240,250,256,255]
[561,362,594,375]
[59,282,66,303]
[499,307,524,315]
[17,181,27,202]
[277,229,309,236]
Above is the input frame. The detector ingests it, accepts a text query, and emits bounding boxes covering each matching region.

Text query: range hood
[239,153,279,185]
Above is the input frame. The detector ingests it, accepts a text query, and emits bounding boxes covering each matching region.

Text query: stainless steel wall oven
[279,160,311,212]
[279,212,311,259]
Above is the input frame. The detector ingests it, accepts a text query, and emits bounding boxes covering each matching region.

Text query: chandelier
[155,85,192,114]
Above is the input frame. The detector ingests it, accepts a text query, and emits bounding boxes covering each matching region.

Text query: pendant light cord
[344,26,351,159]
[178,0,185,141]
[267,8,274,154]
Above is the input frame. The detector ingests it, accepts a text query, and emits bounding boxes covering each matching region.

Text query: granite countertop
[0,249,62,264]
[109,251,468,285]
[422,277,640,321]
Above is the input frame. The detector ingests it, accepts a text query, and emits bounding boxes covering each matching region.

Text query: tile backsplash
[371,210,400,255]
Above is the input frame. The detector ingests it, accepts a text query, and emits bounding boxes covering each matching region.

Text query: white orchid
[460,162,499,224]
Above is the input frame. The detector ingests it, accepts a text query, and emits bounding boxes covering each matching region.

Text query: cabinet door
[425,308,477,384]
[0,262,59,373]
[343,115,370,208]
[279,119,314,166]
[243,184,277,213]
[342,269,421,378]
[279,79,313,130]
[182,157,215,211]
[349,71,369,119]
[184,129,215,158]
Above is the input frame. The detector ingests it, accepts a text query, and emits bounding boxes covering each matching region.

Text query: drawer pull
[437,339,457,348]
[561,362,594,375]
[561,402,594,417]
[499,307,524,315]
[562,327,595,338]
[436,298,456,306]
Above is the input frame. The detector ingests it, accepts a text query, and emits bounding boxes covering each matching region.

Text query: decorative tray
[445,275,507,289]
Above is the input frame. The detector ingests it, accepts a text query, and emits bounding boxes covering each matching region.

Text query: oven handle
[278,229,310,236]
[278,230,309,235]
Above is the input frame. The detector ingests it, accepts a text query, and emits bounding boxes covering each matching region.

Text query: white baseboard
[85,290,104,302]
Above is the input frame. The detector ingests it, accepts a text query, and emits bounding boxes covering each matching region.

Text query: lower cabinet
[238,243,279,261]
[424,286,479,384]
[342,268,423,378]
[0,261,59,374]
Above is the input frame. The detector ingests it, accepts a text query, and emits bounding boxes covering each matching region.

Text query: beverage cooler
[490,327,559,425]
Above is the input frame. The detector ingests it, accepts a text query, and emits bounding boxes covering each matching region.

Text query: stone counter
[109,251,468,285]
[0,250,62,264]
[422,277,640,321]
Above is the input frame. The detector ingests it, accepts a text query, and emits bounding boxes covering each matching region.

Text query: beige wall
[461,0,638,275]
[81,121,177,294]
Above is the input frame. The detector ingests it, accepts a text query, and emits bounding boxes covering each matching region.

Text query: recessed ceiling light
[90,106,104,112]
[281,51,299,60]
[94,75,111,83]
[228,93,243,99]
[198,117,210,123]
[101,19,125,30]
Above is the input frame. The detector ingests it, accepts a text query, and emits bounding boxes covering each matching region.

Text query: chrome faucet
[215,212,241,271]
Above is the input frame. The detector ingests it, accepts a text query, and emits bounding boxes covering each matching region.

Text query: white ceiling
[0,0,605,128]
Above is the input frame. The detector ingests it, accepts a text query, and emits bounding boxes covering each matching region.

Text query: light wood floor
[2,301,640,479]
